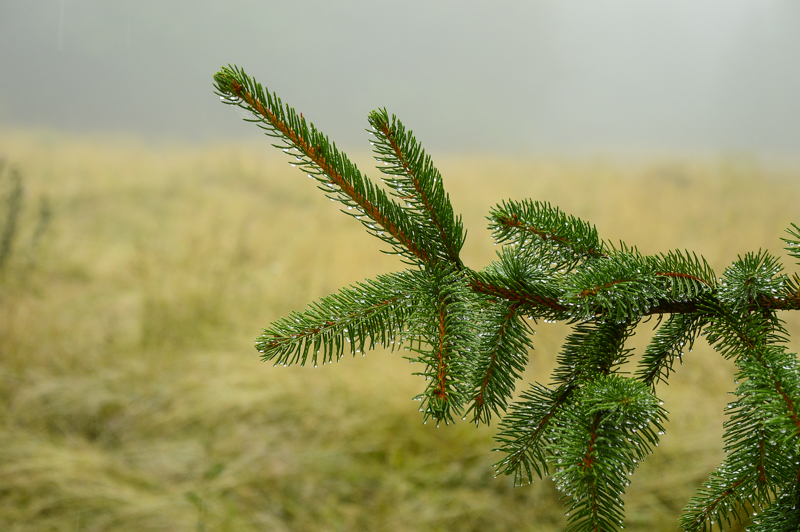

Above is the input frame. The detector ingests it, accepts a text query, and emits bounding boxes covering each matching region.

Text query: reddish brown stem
[469,279,568,311]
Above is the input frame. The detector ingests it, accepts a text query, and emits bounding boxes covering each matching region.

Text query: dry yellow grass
[0,128,798,531]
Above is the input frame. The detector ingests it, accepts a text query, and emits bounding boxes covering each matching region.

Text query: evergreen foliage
[214,65,800,531]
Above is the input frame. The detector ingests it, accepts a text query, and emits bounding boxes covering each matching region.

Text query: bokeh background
[1,2,799,531]
[3,0,800,155]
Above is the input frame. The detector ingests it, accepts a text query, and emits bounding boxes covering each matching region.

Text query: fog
[1,0,798,155]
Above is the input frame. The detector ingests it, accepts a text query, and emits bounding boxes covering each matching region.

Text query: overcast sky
[1,1,798,155]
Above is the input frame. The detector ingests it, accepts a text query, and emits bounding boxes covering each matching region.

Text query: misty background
[1,0,799,156]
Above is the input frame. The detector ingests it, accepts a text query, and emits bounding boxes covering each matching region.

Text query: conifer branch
[489,200,606,266]
[681,298,800,530]
[467,301,532,425]
[368,109,465,267]
[256,271,416,366]
[214,65,431,264]
[656,270,713,287]
[563,248,716,322]
[680,472,758,532]
[495,322,635,487]
[406,265,477,425]
[551,376,667,532]
[703,300,800,435]
[635,313,707,388]
[717,250,787,311]
[551,322,636,386]
[213,65,800,530]
[493,383,575,484]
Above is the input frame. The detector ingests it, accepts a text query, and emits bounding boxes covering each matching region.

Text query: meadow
[0,129,798,531]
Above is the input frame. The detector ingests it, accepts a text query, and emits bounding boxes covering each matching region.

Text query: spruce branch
[469,276,569,313]
[550,321,636,389]
[213,65,800,531]
[562,247,716,323]
[551,376,666,532]
[679,463,767,532]
[493,382,575,485]
[466,299,533,425]
[404,263,478,425]
[635,313,707,388]
[681,302,800,531]
[494,321,635,487]
[680,358,797,532]
[256,271,416,367]
[702,300,800,435]
[214,65,431,265]
[653,249,716,296]
[717,250,787,311]
[368,108,465,267]
[725,357,797,484]
[488,199,606,269]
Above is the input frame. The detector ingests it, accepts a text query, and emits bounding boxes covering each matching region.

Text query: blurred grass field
[0,128,798,531]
